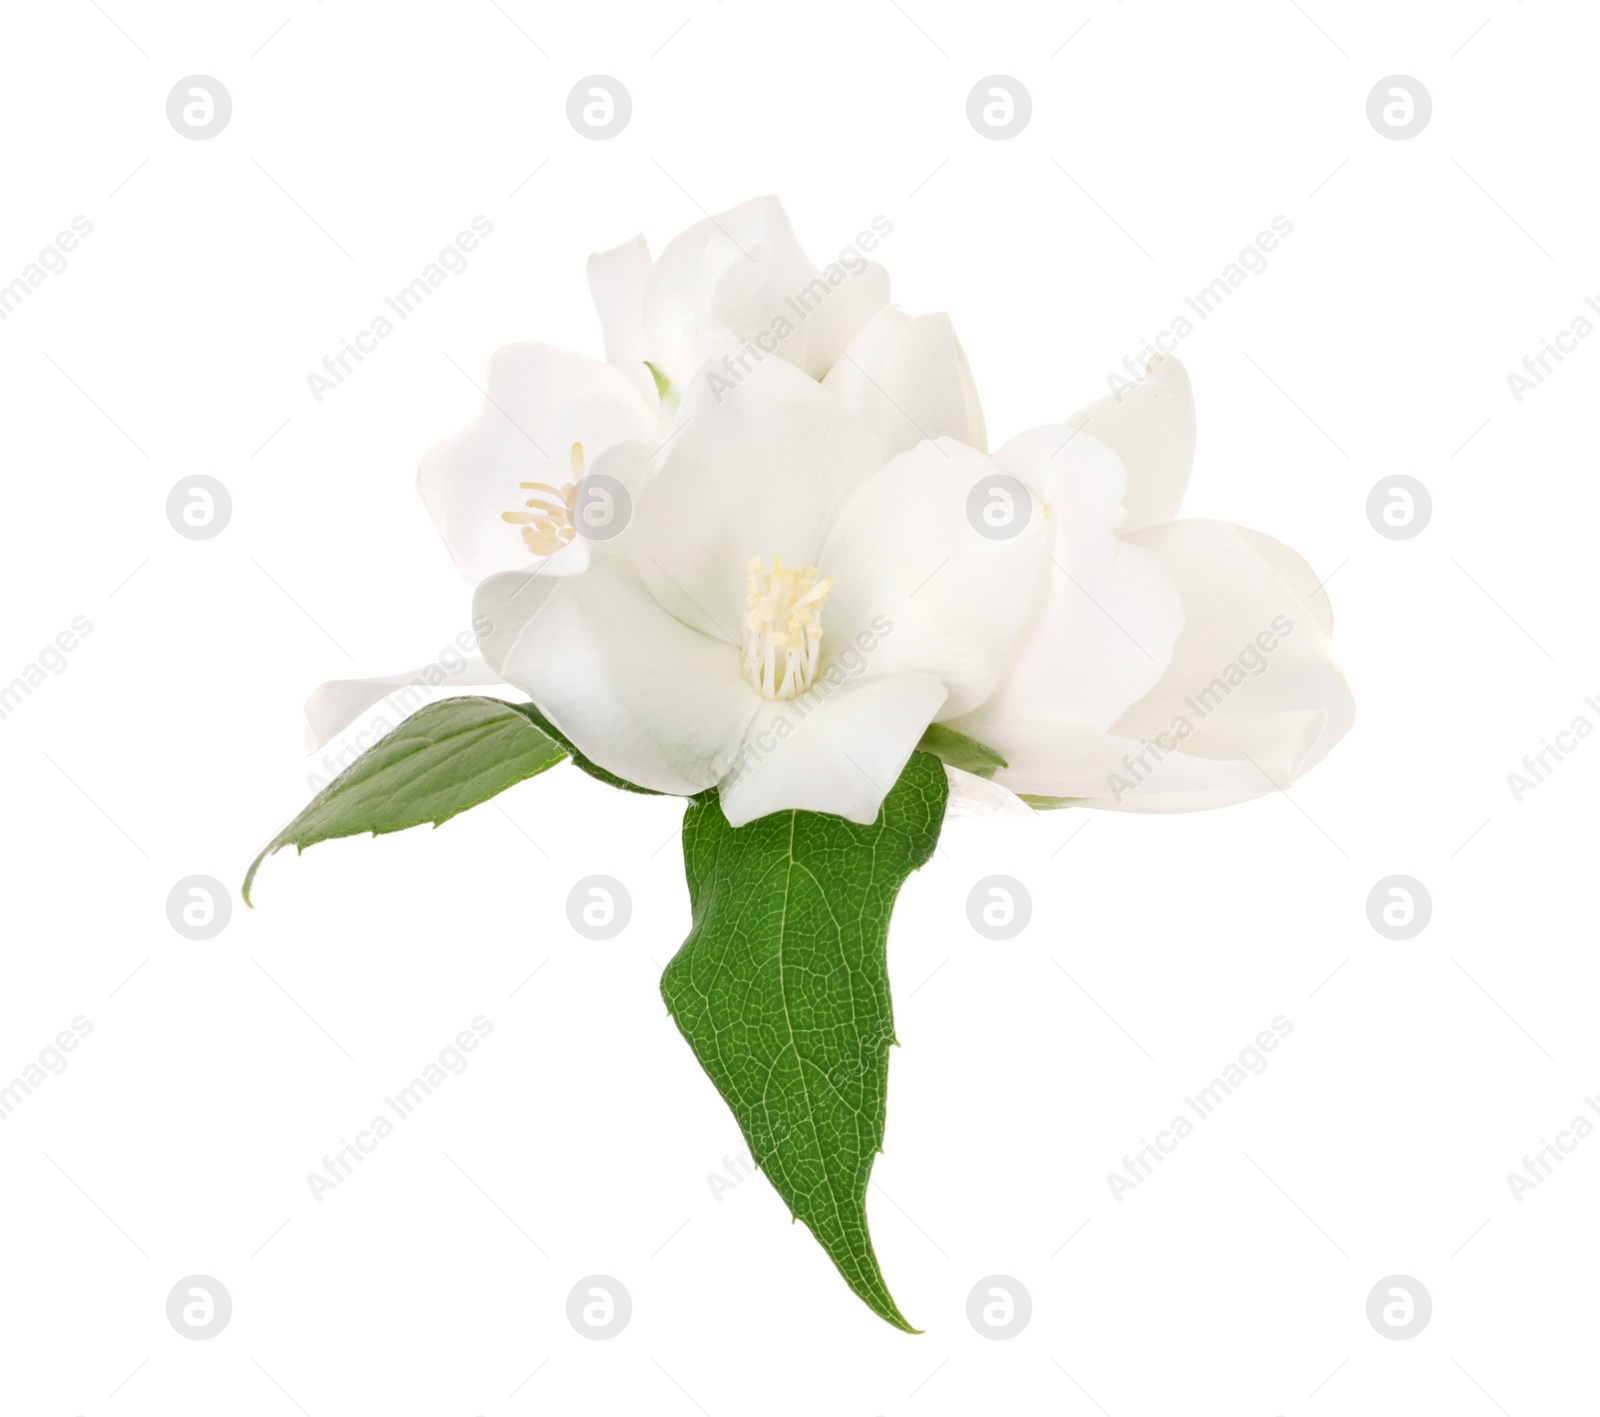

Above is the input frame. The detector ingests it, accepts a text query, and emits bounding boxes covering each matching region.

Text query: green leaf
[915,722,1007,778]
[244,697,567,905]
[644,360,671,400]
[660,751,948,1332]
[1017,794,1081,810]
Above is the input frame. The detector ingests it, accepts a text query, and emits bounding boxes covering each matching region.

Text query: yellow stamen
[742,555,832,699]
[500,467,581,557]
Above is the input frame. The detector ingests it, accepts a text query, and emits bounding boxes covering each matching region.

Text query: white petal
[1115,519,1354,761]
[718,672,946,827]
[641,196,888,384]
[982,518,1353,810]
[1060,353,1195,532]
[822,306,986,459]
[1235,526,1335,643]
[630,356,882,641]
[587,232,657,403]
[993,421,1129,525]
[479,553,758,795]
[953,427,1183,738]
[302,657,503,752]
[472,560,563,673]
[569,437,658,561]
[804,260,892,376]
[942,765,1036,818]
[977,716,1330,812]
[642,197,810,384]
[816,439,1049,717]
[417,342,657,584]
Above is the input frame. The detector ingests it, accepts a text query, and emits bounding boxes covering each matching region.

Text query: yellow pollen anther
[501,474,578,557]
[742,555,832,700]
[498,444,588,557]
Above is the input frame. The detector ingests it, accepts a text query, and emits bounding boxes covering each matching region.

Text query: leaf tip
[241,851,266,909]
[864,1292,928,1337]
[868,1288,922,1334]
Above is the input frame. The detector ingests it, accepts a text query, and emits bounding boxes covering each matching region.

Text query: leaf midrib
[773,810,874,1297]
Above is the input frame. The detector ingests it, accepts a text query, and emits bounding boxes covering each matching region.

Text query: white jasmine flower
[473,357,1047,826]
[947,356,1355,811]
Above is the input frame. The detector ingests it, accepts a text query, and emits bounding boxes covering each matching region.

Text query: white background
[2,1,1595,1413]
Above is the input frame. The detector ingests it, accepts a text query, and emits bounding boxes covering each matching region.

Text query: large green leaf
[660,750,948,1331]
[244,697,567,904]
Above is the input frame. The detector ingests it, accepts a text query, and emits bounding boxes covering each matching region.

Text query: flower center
[502,442,584,556]
[742,556,832,700]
